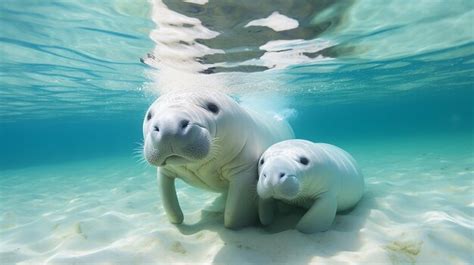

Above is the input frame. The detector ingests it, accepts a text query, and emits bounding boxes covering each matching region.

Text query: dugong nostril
[154,126,160,132]
[279,172,286,178]
[180,119,190,129]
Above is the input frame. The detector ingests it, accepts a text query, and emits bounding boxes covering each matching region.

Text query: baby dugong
[257,139,364,233]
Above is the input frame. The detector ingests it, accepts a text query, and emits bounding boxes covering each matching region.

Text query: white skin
[143,90,294,229]
[257,140,364,233]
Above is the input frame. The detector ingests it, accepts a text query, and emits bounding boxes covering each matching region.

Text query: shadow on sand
[175,192,375,264]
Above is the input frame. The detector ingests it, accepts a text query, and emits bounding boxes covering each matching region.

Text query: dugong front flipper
[296,192,337,233]
[159,170,183,224]
[224,167,259,229]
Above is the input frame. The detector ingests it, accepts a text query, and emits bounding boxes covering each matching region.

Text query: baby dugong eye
[256,158,264,180]
[146,111,152,121]
[206,102,219,114]
[299,156,309,165]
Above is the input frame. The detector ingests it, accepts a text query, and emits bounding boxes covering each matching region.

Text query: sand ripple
[1,137,473,264]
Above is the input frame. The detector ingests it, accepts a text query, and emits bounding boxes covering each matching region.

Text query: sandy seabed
[1,134,473,265]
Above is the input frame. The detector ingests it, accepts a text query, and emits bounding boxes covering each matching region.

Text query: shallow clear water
[1,1,473,264]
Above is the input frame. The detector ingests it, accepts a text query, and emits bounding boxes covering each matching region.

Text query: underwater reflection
[145,0,354,73]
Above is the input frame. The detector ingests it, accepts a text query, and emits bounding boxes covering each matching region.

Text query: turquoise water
[1,1,473,264]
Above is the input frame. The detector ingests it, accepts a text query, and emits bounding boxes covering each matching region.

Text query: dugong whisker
[133,142,144,154]
[133,152,147,165]
[133,142,148,167]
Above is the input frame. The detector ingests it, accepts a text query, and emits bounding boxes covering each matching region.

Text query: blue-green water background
[0,0,473,168]
[1,89,473,170]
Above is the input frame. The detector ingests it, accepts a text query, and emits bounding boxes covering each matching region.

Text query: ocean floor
[1,133,473,265]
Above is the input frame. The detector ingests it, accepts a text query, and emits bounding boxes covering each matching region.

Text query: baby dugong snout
[257,159,300,200]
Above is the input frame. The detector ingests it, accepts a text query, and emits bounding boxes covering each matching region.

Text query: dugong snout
[145,113,211,166]
[151,116,191,137]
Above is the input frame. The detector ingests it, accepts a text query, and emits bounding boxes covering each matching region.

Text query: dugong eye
[299,156,309,165]
[146,111,152,121]
[206,102,219,114]
[260,158,264,165]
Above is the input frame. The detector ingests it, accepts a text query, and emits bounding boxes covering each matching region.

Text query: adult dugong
[143,90,294,229]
